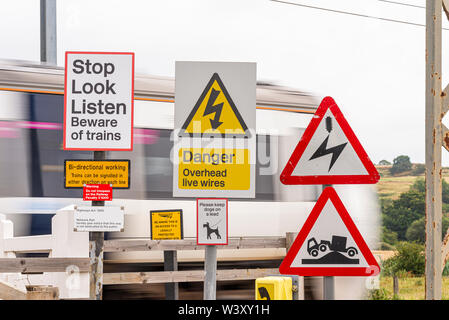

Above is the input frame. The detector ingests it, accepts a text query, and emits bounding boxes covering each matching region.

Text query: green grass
[371,276,449,300]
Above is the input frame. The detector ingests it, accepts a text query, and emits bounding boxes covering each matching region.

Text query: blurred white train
[0,60,380,299]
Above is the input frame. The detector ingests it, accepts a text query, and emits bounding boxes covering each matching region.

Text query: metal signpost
[322,184,333,300]
[279,96,380,299]
[174,62,256,299]
[197,198,228,300]
[40,0,57,64]
[150,209,184,300]
[63,52,134,300]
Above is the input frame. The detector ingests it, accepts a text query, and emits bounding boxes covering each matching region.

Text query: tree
[378,160,391,165]
[406,216,449,244]
[382,189,425,240]
[412,163,425,175]
[382,242,425,276]
[405,218,425,243]
[409,178,449,211]
[381,226,398,245]
[390,155,412,175]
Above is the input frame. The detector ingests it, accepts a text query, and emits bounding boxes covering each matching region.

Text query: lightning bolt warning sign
[280,96,379,185]
[173,62,256,198]
[179,73,250,138]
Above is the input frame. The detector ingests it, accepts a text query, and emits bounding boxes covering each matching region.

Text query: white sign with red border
[197,198,228,245]
[279,187,380,276]
[64,52,135,151]
[280,96,379,185]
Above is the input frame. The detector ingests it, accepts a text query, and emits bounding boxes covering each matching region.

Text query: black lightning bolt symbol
[203,88,224,130]
[309,135,348,172]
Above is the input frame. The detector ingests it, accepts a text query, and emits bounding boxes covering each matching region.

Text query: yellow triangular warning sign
[179,73,250,138]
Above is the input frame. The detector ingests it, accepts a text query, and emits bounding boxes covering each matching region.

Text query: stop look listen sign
[63,52,135,151]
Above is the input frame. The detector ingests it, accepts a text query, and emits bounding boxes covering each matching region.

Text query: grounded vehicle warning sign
[150,210,183,240]
[64,160,130,188]
[279,187,380,277]
[64,52,134,151]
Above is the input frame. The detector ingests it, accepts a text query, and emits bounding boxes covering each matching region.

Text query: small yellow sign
[179,73,250,138]
[150,210,183,240]
[64,160,130,188]
[178,148,250,190]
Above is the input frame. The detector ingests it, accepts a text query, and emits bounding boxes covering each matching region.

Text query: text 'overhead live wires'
[270,0,449,30]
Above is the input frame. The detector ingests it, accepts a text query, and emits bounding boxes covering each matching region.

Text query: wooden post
[393,276,399,298]
[89,150,105,300]
[285,232,297,252]
[164,250,179,300]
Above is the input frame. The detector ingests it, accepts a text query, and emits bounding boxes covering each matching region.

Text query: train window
[7,92,277,201]
[143,129,173,199]
[28,93,90,198]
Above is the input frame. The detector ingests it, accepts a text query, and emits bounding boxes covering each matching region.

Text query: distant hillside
[375,164,449,201]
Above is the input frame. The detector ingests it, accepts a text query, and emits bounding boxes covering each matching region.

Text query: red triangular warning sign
[280,96,379,185]
[279,187,380,276]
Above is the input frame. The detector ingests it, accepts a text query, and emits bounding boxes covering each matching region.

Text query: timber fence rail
[0,209,296,299]
[102,237,285,285]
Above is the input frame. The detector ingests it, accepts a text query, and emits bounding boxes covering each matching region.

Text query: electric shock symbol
[179,73,250,138]
[203,88,224,130]
[309,116,347,172]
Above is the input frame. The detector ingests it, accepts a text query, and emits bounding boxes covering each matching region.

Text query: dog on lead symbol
[203,222,221,240]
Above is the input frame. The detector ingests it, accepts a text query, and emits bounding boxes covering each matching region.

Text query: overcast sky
[2,0,449,165]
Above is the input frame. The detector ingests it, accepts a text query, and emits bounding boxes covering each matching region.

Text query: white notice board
[64,52,134,150]
[74,206,124,232]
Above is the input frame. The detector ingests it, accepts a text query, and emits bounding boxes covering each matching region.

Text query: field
[373,164,449,299]
[375,165,422,200]
[373,276,449,300]
[375,164,449,201]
